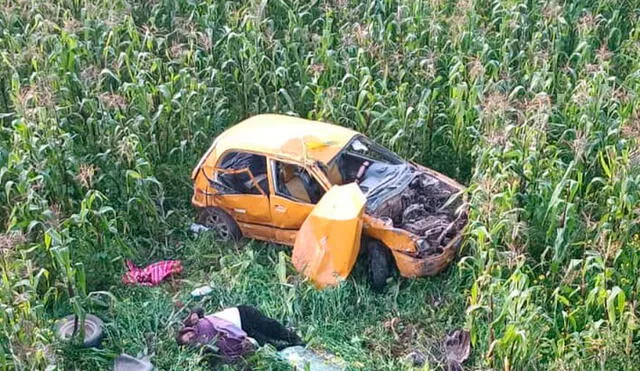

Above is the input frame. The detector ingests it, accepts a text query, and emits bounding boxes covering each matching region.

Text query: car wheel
[55,314,104,348]
[197,207,242,242]
[368,240,392,292]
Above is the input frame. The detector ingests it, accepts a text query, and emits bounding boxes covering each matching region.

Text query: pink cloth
[122,260,183,286]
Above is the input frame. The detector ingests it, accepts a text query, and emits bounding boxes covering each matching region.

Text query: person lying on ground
[176,305,304,362]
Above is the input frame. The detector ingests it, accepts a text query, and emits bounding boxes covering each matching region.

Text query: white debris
[189,223,211,234]
[277,346,345,371]
[190,285,213,298]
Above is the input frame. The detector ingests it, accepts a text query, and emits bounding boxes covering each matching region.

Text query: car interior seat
[281,164,311,203]
[326,162,343,185]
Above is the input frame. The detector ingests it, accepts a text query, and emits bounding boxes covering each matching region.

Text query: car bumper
[390,235,462,278]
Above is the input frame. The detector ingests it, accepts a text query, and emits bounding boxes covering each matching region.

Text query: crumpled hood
[360,163,416,214]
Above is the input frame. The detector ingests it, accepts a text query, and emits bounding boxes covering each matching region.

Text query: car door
[212,151,271,224]
[268,159,326,230]
[292,182,366,288]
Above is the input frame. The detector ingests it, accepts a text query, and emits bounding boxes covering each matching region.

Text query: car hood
[359,163,417,213]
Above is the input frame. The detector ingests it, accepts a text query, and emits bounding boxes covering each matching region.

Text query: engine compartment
[370,172,468,258]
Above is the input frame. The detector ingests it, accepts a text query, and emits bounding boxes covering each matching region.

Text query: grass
[1,0,640,370]
[54,236,468,370]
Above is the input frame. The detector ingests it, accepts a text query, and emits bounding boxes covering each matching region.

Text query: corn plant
[1,0,639,369]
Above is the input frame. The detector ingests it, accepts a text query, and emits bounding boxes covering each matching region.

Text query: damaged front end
[362,163,468,278]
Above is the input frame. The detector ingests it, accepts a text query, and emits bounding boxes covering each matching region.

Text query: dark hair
[193,306,205,318]
[183,307,205,327]
[176,327,196,346]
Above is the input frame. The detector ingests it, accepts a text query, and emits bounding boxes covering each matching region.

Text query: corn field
[1,0,639,369]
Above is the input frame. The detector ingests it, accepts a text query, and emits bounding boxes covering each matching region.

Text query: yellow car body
[191,114,467,288]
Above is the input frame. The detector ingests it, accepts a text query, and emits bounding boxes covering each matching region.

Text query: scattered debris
[189,223,210,234]
[444,329,471,371]
[114,353,153,371]
[383,317,401,338]
[55,314,104,348]
[174,300,186,309]
[278,345,346,371]
[122,260,183,286]
[190,285,213,299]
[381,317,425,358]
[403,350,427,367]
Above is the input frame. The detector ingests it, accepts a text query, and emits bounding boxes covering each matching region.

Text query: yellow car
[191,114,468,290]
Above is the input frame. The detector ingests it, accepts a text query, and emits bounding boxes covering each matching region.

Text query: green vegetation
[1,0,639,369]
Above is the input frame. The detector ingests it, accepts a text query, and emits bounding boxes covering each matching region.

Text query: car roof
[209,114,359,164]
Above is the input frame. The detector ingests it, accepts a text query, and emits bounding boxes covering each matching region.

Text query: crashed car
[191,114,468,289]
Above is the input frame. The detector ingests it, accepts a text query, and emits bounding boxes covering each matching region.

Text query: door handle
[274,205,287,213]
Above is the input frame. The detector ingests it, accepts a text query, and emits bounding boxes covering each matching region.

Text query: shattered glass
[216,152,268,194]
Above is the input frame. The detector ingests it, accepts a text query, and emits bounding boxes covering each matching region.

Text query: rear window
[216,152,269,195]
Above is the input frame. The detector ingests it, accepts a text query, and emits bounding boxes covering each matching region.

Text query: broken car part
[278,345,346,371]
[189,223,211,234]
[191,285,213,299]
[55,314,104,348]
[114,354,153,371]
[444,329,471,371]
[292,183,366,288]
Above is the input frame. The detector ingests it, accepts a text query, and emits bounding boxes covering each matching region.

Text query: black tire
[55,314,104,348]
[197,207,242,242]
[368,240,392,292]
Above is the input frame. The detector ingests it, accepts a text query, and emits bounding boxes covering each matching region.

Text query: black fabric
[219,153,267,175]
[237,305,303,350]
[298,170,323,203]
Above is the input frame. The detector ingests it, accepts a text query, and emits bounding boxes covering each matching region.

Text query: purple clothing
[190,315,254,359]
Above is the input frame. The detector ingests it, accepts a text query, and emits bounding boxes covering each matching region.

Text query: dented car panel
[236,221,275,242]
[269,194,315,229]
[410,161,465,191]
[361,169,467,278]
[391,234,462,278]
[362,214,418,254]
[292,183,366,288]
[214,193,271,224]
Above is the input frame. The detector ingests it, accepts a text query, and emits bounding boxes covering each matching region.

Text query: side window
[272,160,324,203]
[215,152,269,195]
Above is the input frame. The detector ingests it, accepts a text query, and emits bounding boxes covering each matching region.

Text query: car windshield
[320,136,406,189]
[344,136,404,165]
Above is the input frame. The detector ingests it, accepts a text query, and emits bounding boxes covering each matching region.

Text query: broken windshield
[341,136,403,165]
[323,136,407,190]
